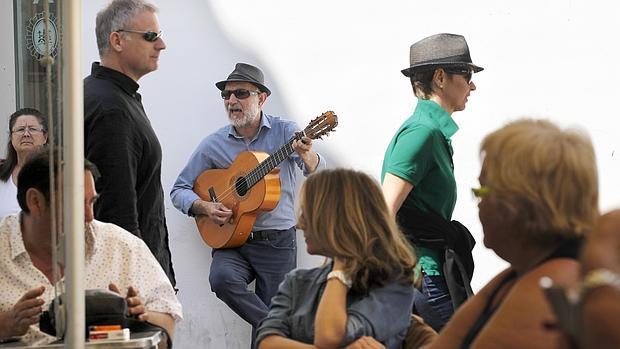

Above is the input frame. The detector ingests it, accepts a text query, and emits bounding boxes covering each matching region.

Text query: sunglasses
[444,67,474,83]
[221,89,261,100]
[117,29,162,42]
[471,186,490,199]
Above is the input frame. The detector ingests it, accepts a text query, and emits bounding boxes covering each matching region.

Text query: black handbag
[40,288,172,347]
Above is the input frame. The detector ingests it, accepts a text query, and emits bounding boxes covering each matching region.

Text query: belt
[247,228,292,241]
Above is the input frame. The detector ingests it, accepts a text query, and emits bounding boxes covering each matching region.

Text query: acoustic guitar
[193,111,338,248]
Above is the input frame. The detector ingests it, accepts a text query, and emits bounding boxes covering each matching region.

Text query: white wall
[0,0,16,154]
[82,0,620,347]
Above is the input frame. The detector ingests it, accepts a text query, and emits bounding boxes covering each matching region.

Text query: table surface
[0,331,161,349]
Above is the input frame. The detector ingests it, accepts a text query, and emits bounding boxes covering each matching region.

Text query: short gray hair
[95,0,158,56]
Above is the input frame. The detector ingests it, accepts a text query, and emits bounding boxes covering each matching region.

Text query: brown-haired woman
[0,108,48,218]
[257,168,417,349]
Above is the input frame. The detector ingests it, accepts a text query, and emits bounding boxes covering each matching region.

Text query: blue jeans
[209,227,297,347]
[422,274,454,328]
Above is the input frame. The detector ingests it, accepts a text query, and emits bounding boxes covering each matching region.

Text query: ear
[25,188,47,216]
[433,68,446,86]
[258,92,268,107]
[109,31,124,53]
[432,68,447,92]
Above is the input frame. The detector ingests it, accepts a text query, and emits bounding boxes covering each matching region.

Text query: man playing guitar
[170,63,324,347]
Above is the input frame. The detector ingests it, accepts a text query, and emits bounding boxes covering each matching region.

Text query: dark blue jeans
[413,273,454,331]
[209,227,296,347]
[423,274,454,327]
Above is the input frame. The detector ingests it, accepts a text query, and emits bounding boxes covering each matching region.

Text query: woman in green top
[382,33,483,329]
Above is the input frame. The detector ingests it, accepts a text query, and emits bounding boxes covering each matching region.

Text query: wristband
[582,269,620,296]
[327,270,352,288]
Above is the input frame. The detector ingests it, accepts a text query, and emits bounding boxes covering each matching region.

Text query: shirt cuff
[303,153,325,176]
[255,329,287,348]
[182,192,201,216]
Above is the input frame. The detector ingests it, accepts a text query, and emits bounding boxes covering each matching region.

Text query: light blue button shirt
[170,113,325,231]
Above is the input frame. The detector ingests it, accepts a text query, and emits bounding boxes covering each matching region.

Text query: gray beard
[227,103,260,129]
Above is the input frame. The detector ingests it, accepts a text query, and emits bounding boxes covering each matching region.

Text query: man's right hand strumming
[191,199,233,225]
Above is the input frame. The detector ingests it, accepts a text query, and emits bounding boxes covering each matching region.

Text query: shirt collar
[84,222,96,261]
[227,112,272,139]
[417,99,459,139]
[8,214,96,261]
[90,62,140,96]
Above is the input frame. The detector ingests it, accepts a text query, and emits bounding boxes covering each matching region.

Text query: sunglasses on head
[117,29,162,42]
[221,89,261,100]
[444,67,473,83]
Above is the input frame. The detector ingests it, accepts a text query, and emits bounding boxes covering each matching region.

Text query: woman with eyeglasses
[425,119,599,349]
[256,169,419,349]
[0,108,48,218]
[381,33,482,330]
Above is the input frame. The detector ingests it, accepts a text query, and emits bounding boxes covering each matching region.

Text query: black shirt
[84,62,175,286]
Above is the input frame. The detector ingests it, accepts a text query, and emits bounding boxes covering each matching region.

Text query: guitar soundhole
[235,177,249,197]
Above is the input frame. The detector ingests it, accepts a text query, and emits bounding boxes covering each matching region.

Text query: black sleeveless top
[459,238,582,349]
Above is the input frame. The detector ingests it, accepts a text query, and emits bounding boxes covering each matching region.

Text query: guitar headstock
[303,111,338,140]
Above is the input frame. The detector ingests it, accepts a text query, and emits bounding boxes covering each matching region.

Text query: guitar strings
[206,138,297,203]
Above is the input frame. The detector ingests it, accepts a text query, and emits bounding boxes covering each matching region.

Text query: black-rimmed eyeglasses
[117,29,162,42]
[221,89,261,100]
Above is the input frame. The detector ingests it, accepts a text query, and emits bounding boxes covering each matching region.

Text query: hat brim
[401,62,484,77]
[215,79,271,96]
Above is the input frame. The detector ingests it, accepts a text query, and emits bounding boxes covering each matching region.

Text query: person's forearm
[259,335,317,349]
[190,199,206,216]
[381,173,413,217]
[147,311,176,340]
[302,151,320,174]
[314,278,348,348]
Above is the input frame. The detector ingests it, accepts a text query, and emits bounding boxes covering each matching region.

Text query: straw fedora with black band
[216,63,271,96]
[401,33,484,77]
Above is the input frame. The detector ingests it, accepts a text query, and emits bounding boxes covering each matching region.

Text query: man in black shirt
[84,0,175,285]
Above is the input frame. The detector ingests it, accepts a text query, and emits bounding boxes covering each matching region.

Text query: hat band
[410,53,472,68]
[227,73,263,83]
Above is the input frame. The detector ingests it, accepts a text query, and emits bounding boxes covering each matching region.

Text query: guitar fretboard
[244,133,302,188]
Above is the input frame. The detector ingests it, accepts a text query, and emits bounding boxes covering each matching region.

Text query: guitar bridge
[208,187,225,227]
[208,187,218,203]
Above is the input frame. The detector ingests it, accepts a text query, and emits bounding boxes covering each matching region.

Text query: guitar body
[193,151,281,249]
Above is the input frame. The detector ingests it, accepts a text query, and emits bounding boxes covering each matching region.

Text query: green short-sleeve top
[381,99,458,276]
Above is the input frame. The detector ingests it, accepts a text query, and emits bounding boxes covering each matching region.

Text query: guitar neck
[245,134,300,188]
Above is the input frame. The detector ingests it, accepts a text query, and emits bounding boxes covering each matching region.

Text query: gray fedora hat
[216,63,271,96]
[401,33,483,77]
